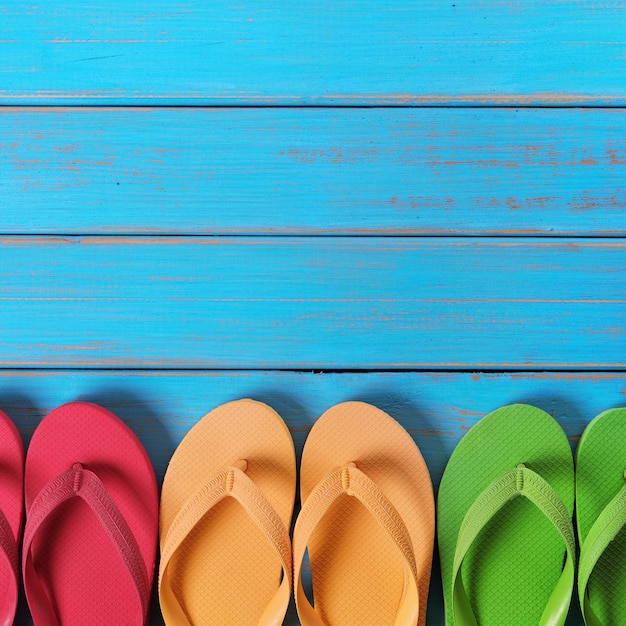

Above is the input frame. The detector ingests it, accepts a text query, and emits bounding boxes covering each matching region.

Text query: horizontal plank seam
[1,235,626,241]
[0,367,623,373]
[0,233,625,239]
[4,104,626,110]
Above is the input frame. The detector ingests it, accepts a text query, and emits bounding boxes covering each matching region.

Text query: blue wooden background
[2,2,626,624]
[3,1,626,105]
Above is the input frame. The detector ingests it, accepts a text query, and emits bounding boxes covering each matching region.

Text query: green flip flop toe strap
[578,477,626,626]
[451,464,575,626]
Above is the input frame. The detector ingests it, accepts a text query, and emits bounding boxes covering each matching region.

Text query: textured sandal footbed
[438,404,574,626]
[576,407,626,626]
[24,402,158,626]
[0,410,23,613]
[159,399,296,626]
[299,401,435,626]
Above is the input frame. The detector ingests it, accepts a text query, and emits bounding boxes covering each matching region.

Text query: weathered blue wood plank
[2,1,626,104]
[0,236,622,368]
[3,369,624,625]
[3,107,626,235]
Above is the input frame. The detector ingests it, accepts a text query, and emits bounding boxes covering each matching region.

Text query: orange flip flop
[159,399,296,625]
[0,410,24,625]
[293,401,435,626]
[22,402,159,625]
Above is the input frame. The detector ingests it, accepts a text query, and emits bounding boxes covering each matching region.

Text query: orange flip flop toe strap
[159,465,292,626]
[293,463,420,626]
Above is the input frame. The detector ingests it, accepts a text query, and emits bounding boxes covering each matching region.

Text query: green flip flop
[576,407,626,626]
[438,404,575,625]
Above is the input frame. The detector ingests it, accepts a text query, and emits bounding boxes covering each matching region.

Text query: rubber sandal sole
[295,401,435,626]
[23,402,158,625]
[438,404,575,625]
[0,410,23,625]
[159,398,296,625]
[576,407,626,626]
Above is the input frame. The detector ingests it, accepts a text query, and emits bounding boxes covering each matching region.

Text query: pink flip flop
[22,402,158,625]
[0,410,24,626]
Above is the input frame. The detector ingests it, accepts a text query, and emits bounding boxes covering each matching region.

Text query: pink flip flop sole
[0,410,24,626]
[23,402,158,625]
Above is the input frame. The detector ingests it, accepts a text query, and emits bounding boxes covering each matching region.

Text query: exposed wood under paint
[0,236,622,369]
[2,107,626,235]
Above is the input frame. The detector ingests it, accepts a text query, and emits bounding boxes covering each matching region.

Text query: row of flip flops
[164,400,626,626]
[0,400,623,624]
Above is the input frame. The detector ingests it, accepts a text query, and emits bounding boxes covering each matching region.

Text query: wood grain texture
[3,369,624,626]
[3,107,626,235]
[2,1,626,105]
[0,236,622,369]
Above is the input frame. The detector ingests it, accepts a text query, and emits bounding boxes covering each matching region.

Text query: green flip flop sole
[438,404,575,626]
[576,407,626,626]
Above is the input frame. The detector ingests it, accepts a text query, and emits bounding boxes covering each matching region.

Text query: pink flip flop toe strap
[23,463,150,626]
